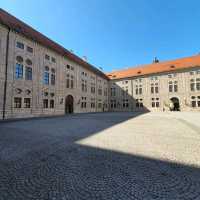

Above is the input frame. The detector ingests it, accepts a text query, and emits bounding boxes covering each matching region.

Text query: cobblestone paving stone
[0,112,200,200]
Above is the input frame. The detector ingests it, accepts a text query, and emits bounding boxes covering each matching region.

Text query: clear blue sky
[1,0,200,72]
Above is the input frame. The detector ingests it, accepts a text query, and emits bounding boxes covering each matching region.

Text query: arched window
[43,66,49,85]
[16,56,23,63]
[26,59,32,65]
[15,56,23,79]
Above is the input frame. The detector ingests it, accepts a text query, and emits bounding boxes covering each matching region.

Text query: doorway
[65,95,74,114]
[170,97,180,111]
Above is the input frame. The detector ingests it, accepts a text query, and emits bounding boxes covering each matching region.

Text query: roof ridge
[0,8,109,80]
[107,54,200,75]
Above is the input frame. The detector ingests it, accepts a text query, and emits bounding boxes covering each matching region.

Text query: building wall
[0,23,199,120]
[109,68,200,112]
[0,25,109,119]
[0,25,8,119]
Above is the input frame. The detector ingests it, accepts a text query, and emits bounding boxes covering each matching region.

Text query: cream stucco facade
[109,68,200,112]
[0,24,109,119]
[0,11,200,120]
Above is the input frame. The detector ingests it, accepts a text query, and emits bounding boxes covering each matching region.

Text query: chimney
[153,57,159,63]
[83,56,88,61]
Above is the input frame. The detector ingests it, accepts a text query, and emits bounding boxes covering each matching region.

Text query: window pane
[25,67,32,80]
[15,63,23,79]
[24,98,31,108]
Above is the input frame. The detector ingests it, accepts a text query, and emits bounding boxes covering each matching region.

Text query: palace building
[0,9,199,119]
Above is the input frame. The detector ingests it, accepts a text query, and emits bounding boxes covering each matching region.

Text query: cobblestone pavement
[0,112,200,200]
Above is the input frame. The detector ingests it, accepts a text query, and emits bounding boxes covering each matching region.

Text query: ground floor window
[151,98,160,108]
[91,102,95,108]
[14,97,22,108]
[191,96,200,107]
[50,99,54,108]
[43,99,48,108]
[110,100,116,108]
[98,103,102,108]
[122,99,129,108]
[24,98,31,108]
[81,97,87,108]
[136,99,143,108]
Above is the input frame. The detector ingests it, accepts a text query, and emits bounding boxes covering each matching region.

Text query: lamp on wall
[77,99,81,105]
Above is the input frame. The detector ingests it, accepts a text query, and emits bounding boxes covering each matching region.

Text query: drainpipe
[2,28,10,119]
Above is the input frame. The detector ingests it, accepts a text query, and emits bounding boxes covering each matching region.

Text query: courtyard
[0,112,200,200]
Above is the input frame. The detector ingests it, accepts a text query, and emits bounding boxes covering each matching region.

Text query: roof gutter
[2,27,10,119]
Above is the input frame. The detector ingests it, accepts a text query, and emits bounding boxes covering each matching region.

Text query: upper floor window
[168,73,176,78]
[16,41,24,49]
[135,85,142,95]
[51,68,56,85]
[190,78,200,91]
[27,46,33,53]
[104,88,108,96]
[169,81,178,92]
[91,83,95,94]
[25,67,32,80]
[43,66,49,85]
[110,88,116,96]
[151,83,159,94]
[98,88,102,95]
[45,54,50,60]
[66,74,74,89]
[15,63,23,79]
[51,57,56,63]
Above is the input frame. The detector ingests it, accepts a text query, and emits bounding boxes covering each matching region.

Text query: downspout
[2,28,10,119]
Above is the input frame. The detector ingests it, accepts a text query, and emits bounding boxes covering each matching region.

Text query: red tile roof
[107,55,200,80]
[0,8,109,80]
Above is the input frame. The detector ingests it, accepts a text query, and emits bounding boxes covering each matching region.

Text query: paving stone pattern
[0,112,200,200]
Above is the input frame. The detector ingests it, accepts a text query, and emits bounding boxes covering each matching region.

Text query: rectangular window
[43,99,48,108]
[45,54,50,60]
[25,67,32,80]
[24,98,31,108]
[139,87,142,94]
[51,74,56,85]
[191,101,196,107]
[51,57,56,63]
[155,86,159,93]
[66,79,70,88]
[174,84,178,92]
[169,84,173,92]
[50,100,54,108]
[197,82,200,91]
[16,41,24,49]
[14,97,22,108]
[190,83,195,91]
[71,79,74,89]
[151,87,154,94]
[15,63,23,79]
[43,72,49,85]
[98,89,102,95]
[27,46,33,53]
